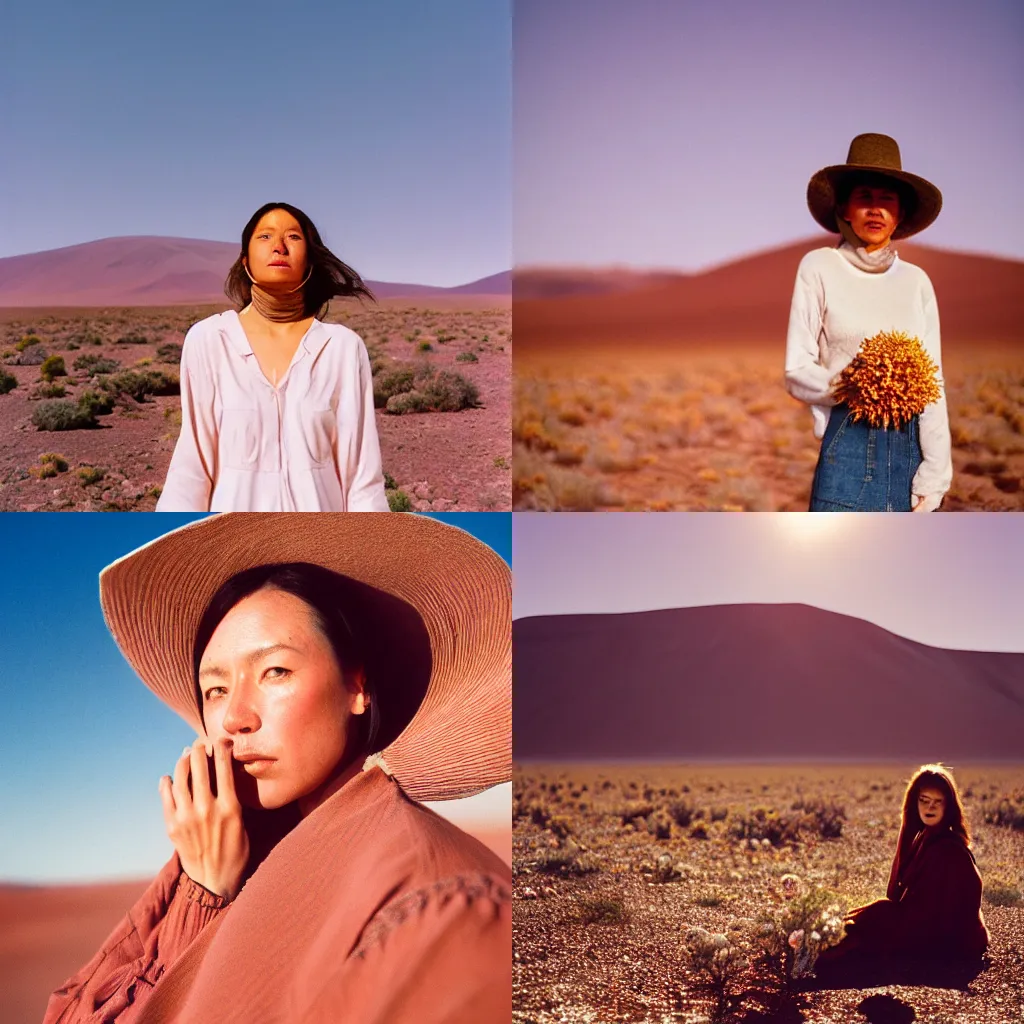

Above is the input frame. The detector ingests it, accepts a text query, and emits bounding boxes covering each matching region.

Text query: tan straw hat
[807,133,942,240]
[98,513,510,802]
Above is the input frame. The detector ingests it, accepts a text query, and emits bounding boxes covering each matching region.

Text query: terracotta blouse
[43,767,511,1023]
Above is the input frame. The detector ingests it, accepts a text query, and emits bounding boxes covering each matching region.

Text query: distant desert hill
[514,603,1024,761]
[0,237,512,307]
[514,238,1024,351]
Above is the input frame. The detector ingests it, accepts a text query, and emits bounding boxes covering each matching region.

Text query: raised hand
[159,736,250,902]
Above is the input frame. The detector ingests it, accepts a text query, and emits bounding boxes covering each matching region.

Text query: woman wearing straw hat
[44,513,510,1024]
[785,133,953,512]
[157,203,390,512]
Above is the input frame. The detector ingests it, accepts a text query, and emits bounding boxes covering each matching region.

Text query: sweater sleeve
[910,273,953,508]
[784,253,839,407]
[339,335,390,512]
[297,873,511,1024]
[156,326,217,512]
[42,854,230,1024]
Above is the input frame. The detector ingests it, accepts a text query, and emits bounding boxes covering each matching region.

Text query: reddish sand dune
[0,237,511,307]
[0,824,509,1024]
[514,603,1024,760]
[515,237,1024,353]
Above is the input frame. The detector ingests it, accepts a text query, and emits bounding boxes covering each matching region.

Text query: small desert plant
[417,341,433,352]
[0,369,17,394]
[15,344,47,365]
[578,898,627,925]
[31,399,98,431]
[38,354,67,382]
[15,334,42,352]
[983,794,1024,831]
[156,342,183,363]
[74,354,120,374]
[116,332,149,345]
[535,845,598,877]
[34,381,67,398]
[984,880,1022,907]
[100,369,180,401]
[456,350,479,363]
[77,389,116,417]
[373,365,417,408]
[386,488,414,512]
[76,465,106,486]
[753,884,846,980]
[32,452,70,479]
[684,927,748,1008]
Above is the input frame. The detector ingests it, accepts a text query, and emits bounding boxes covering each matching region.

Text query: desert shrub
[383,471,398,490]
[753,885,846,980]
[77,389,115,417]
[579,898,627,925]
[100,369,180,401]
[456,351,478,363]
[417,341,433,352]
[34,382,67,398]
[984,794,1024,831]
[984,880,1022,907]
[116,332,149,345]
[647,810,673,840]
[547,815,574,840]
[373,365,417,408]
[0,369,16,394]
[77,465,106,486]
[710,806,729,822]
[40,453,69,473]
[684,927,747,1004]
[156,343,183,363]
[386,488,414,512]
[39,355,67,382]
[15,334,42,352]
[15,344,47,365]
[66,341,80,350]
[668,799,697,828]
[74,354,120,374]
[535,845,598,877]
[413,370,479,412]
[31,399,98,431]
[792,797,845,839]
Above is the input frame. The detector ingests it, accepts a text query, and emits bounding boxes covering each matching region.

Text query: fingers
[158,774,176,831]
[214,736,238,805]
[190,738,212,809]
[172,744,192,807]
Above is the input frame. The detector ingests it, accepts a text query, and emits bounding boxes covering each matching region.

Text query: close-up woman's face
[917,786,947,826]
[840,182,902,246]
[198,587,367,812]
[244,208,309,289]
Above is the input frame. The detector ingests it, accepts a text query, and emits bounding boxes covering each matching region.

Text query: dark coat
[816,826,989,981]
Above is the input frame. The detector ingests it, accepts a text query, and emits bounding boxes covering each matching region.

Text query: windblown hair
[835,170,915,226]
[224,202,375,319]
[900,763,972,850]
[192,562,380,758]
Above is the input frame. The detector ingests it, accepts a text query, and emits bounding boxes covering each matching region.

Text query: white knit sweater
[784,247,953,507]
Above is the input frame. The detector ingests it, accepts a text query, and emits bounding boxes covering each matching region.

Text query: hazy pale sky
[514,0,1024,270]
[513,513,1024,654]
[0,513,510,884]
[1,0,511,286]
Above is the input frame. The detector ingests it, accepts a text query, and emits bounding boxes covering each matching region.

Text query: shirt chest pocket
[219,407,264,470]
[298,408,338,466]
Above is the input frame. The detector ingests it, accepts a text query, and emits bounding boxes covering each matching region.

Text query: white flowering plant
[753,877,847,980]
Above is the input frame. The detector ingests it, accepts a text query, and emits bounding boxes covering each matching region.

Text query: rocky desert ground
[0,300,510,511]
[513,764,1024,1023]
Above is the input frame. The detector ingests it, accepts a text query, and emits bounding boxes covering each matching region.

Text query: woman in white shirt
[784,134,952,512]
[157,202,390,512]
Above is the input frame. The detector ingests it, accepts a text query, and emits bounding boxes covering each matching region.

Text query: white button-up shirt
[156,310,389,511]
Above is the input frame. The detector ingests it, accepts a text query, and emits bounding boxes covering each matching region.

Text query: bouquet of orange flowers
[832,330,942,429]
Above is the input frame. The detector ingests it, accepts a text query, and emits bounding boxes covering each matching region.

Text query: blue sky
[514,0,1024,270]
[0,0,511,286]
[0,512,510,884]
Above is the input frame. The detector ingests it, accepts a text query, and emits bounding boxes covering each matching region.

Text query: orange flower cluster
[833,330,942,429]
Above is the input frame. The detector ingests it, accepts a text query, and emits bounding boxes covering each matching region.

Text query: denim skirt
[809,404,922,512]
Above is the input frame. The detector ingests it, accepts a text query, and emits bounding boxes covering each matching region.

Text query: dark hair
[900,763,971,852]
[224,202,376,319]
[192,562,381,757]
[835,171,915,223]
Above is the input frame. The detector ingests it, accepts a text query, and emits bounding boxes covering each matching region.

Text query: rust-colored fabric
[43,768,511,1023]
[816,826,989,978]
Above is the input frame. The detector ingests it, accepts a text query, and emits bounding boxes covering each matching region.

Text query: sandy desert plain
[0,298,510,511]
[0,825,510,1024]
[513,240,1024,511]
[513,764,1024,1024]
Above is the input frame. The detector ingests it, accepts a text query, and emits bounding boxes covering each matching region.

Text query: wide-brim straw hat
[807,133,942,240]
[99,513,510,803]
